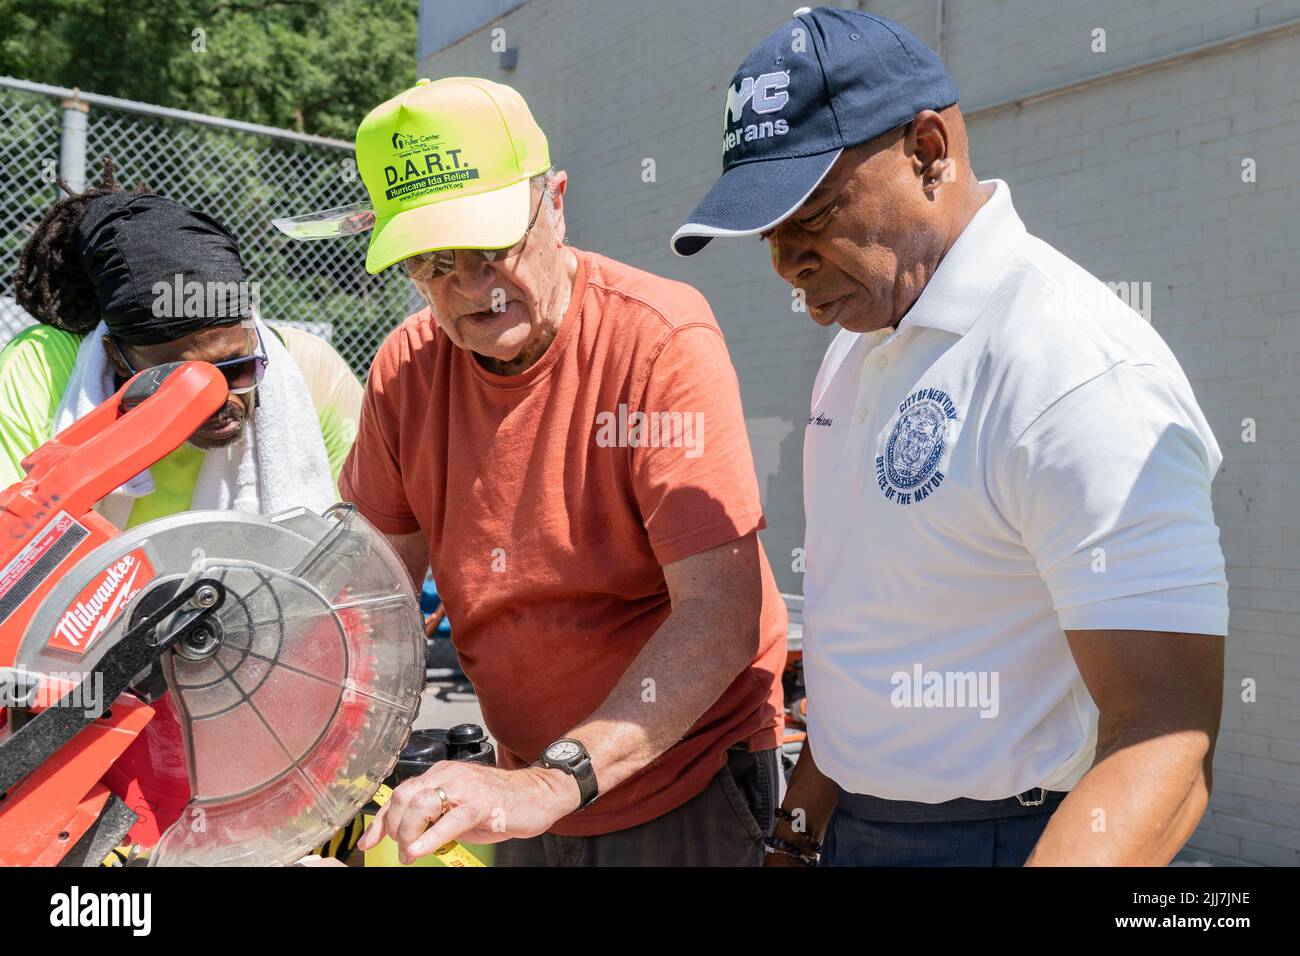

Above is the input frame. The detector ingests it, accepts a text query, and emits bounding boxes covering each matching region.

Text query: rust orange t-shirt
[339,250,786,836]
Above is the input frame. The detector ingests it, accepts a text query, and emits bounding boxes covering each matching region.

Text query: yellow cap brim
[364,177,533,274]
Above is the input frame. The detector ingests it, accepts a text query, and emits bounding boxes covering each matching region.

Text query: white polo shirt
[802,179,1228,803]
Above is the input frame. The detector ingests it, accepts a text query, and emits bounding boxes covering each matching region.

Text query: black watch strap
[569,755,598,809]
[540,739,599,809]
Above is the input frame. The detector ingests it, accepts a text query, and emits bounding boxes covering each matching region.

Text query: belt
[1015,787,1049,807]
[834,785,1069,823]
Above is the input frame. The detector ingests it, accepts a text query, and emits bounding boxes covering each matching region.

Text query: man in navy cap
[675,7,1228,867]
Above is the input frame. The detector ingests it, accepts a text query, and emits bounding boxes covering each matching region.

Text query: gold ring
[434,786,450,817]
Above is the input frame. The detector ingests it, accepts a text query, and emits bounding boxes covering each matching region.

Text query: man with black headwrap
[0,159,362,528]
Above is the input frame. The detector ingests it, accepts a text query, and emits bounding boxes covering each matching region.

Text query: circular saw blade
[17,505,425,867]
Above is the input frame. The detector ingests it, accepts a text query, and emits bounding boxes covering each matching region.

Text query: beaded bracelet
[773,808,823,854]
[762,835,819,866]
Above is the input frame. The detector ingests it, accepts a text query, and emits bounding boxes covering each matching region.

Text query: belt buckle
[1015,787,1047,807]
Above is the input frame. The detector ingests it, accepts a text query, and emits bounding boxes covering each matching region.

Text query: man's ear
[909,111,953,195]
[549,169,569,245]
[101,336,130,379]
[550,169,569,199]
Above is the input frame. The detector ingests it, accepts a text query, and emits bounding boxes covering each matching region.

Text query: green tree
[0,0,418,139]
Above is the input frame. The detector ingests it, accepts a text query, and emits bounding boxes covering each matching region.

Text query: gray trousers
[496,746,779,866]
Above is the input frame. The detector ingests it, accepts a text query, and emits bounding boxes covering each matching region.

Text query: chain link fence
[0,78,413,378]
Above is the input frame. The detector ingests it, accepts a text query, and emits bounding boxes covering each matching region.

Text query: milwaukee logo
[49,551,153,655]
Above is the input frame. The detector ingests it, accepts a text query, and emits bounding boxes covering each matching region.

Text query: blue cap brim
[671,148,842,256]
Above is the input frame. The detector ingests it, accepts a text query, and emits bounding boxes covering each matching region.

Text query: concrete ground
[414,673,486,735]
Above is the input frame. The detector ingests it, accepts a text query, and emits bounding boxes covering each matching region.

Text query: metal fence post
[58,88,88,191]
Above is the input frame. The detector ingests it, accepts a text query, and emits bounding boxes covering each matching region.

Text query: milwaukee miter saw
[0,361,425,866]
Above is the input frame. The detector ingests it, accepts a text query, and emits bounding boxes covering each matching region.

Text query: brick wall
[419,0,1300,864]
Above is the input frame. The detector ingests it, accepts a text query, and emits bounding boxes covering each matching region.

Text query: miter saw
[0,361,425,866]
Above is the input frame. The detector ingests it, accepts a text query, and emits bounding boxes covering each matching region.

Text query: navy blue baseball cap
[671,7,959,256]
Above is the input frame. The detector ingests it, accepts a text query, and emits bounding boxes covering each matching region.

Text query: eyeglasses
[401,189,545,282]
[114,324,269,395]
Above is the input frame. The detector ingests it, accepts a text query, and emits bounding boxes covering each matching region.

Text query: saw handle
[3,361,229,522]
[119,361,193,412]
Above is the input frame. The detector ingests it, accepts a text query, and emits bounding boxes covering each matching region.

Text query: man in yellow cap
[341,77,788,866]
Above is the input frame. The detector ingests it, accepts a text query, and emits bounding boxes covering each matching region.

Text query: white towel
[53,315,336,528]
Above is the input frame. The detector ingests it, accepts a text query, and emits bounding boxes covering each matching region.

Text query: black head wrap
[73,193,250,345]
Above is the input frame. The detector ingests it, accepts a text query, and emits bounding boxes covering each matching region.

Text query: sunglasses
[401,188,545,282]
[114,325,269,395]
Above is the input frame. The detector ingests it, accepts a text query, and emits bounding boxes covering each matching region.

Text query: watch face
[546,740,582,763]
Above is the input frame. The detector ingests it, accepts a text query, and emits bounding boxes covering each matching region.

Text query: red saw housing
[0,361,228,866]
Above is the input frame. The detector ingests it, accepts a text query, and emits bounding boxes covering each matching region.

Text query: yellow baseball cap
[355,77,551,274]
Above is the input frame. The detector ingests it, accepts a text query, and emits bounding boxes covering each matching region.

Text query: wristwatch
[539,738,599,809]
